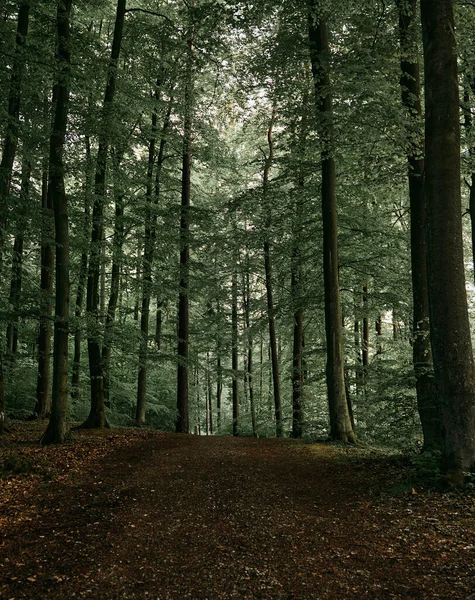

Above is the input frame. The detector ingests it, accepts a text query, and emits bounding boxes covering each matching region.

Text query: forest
[1,0,475,488]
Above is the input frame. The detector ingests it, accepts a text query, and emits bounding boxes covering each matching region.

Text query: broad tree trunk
[82,0,126,429]
[0,0,29,433]
[396,0,441,451]
[421,0,475,483]
[308,1,355,442]
[41,0,72,445]
[176,25,194,434]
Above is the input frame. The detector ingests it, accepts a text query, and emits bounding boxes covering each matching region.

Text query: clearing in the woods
[0,424,474,599]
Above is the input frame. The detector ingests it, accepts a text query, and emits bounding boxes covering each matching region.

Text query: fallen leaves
[1,424,474,599]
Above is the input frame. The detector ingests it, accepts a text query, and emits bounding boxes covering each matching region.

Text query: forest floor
[0,424,474,599]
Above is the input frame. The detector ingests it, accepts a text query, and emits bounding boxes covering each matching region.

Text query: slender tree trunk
[6,158,30,359]
[291,252,304,438]
[375,314,382,356]
[82,0,126,429]
[263,116,283,438]
[176,24,194,434]
[155,299,163,349]
[40,0,72,445]
[243,260,257,437]
[232,259,239,437]
[35,162,54,417]
[308,1,355,442]
[206,351,213,434]
[102,150,124,410]
[216,354,222,433]
[362,282,369,369]
[0,0,29,433]
[137,102,170,424]
[71,138,92,402]
[421,0,475,483]
[397,0,441,451]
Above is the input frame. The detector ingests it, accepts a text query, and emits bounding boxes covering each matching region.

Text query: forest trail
[1,427,474,599]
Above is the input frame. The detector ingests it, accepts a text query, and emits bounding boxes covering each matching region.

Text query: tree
[421,0,475,483]
[308,0,355,443]
[40,0,73,445]
[262,114,283,438]
[82,0,126,430]
[396,0,441,451]
[0,0,30,433]
[176,13,194,435]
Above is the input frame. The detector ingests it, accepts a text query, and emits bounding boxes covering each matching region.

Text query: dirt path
[1,429,474,599]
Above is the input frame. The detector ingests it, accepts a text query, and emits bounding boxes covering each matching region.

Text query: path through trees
[1,426,473,599]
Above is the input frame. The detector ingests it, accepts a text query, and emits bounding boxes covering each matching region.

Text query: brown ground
[1,424,474,599]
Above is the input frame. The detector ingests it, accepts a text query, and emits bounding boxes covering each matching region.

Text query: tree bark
[291,246,304,439]
[176,22,194,434]
[263,115,283,438]
[231,258,239,437]
[82,0,126,429]
[421,0,475,483]
[243,255,257,437]
[0,0,29,433]
[137,101,170,424]
[40,0,72,445]
[101,148,125,410]
[6,158,30,360]
[71,137,92,403]
[396,0,441,451]
[308,1,355,442]
[35,165,53,417]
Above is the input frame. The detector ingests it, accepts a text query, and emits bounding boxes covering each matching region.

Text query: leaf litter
[0,423,474,599]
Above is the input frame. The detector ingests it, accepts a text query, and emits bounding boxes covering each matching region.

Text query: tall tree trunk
[396,0,441,451]
[40,0,72,445]
[291,246,304,438]
[101,149,124,410]
[6,158,30,359]
[362,282,369,370]
[462,69,475,286]
[176,23,194,434]
[137,101,170,424]
[35,161,54,418]
[0,0,29,433]
[71,137,92,403]
[375,314,383,356]
[308,1,355,442]
[243,258,257,437]
[231,258,239,437]
[216,353,222,433]
[155,299,163,349]
[263,115,283,438]
[206,351,213,434]
[82,0,126,429]
[421,0,475,484]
